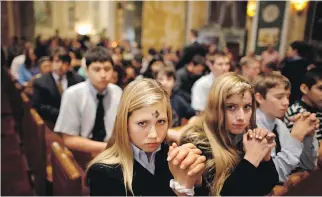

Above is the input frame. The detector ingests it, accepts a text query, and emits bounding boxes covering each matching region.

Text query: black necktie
[92,94,106,142]
[272,124,281,154]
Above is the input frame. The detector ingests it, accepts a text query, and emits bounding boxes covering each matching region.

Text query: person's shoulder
[88,163,122,180]
[177,67,186,75]
[107,83,123,95]
[69,71,85,81]
[65,81,87,95]
[33,73,51,84]
[194,74,211,88]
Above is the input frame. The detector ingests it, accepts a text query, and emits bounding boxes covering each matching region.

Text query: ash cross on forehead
[152,110,160,118]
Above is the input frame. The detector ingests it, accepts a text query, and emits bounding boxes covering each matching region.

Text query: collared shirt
[52,72,68,91]
[54,80,122,141]
[132,143,161,175]
[10,54,25,79]
[256,109,318,182]
[191,73,215,111]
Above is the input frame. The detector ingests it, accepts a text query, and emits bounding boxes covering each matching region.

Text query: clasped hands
[243,128,276,167]
[167,143,206,194]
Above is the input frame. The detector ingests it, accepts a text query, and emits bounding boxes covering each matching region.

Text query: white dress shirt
[54,80,122,141]
[191,73,215,111]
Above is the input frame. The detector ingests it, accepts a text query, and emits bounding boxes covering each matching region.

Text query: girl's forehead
[225,91,252,102]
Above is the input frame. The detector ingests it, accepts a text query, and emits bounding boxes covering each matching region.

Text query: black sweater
[183,134,279,196]
[87,144,176,196]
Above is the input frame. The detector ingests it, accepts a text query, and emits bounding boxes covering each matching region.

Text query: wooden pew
[284,171,310,189]
[284,168,322,195]
[1,151,34,195]
[51,142,82,196]
[272,185,288,196]
[21,107,47,195]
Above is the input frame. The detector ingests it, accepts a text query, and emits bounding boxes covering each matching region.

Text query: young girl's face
[128,101,169,152]
[224,91,253,135]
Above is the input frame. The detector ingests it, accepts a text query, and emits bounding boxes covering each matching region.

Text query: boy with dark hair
[254,72,319,182]
[155,66,195,127]
[54,47,122,155]
[285,67,322,142]
[176,55,206,104]
[32,53,84,125]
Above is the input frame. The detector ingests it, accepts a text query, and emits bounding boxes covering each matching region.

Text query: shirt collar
[52,72,66,82]
[131,143,161,163]
[256,108,276,131]
[86,80,108,98]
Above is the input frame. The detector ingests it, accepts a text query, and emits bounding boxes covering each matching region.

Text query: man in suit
[176,29,206,70]
[32,54,84,126]
[281,41,310,105]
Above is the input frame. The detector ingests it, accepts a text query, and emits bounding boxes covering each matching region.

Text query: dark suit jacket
[176,41,206,70]
[281,58,309,105]
[32,71,84,123]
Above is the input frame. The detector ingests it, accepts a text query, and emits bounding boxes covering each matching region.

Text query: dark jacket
[175,68,203,104]
[171,90,196,127]
[281,58,309,105]
[176,41,206,70]
[87,143,176,196]
[32,71,84,123]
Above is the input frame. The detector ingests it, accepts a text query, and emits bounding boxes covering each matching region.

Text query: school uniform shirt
[131,143,161,175]
[54,80,122,141]
[256,109,318,182]
[191,73,215,111]
[285,100,322,142]
[87,143,176,196]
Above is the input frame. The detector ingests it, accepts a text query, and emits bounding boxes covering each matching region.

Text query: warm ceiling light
[291,0,308,12]
[247,0,257,17]
[76,24,92,35]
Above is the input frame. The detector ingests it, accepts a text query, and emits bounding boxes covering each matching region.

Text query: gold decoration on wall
[142,1,186,54]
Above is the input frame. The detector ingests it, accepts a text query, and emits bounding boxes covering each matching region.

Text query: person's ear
[255,92,265,105]
[300,84,309,94]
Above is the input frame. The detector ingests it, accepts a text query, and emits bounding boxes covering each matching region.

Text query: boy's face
[192,64,204,75]
[156,73,175,95]
[256,85,290,118]
[87,61,113,92]
[211,56,230,77]
[246,61,261,79]
[53,59,69,76]
[304,80,322,110]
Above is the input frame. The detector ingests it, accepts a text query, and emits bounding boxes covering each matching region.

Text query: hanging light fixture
[290,0,308,13]
[247,0,257,18]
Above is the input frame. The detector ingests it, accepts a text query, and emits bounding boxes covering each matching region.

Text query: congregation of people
[2,28,322,196]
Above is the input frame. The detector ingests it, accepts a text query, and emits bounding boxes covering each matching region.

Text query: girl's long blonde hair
[85,78,172,195]
[204,73,256,195]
